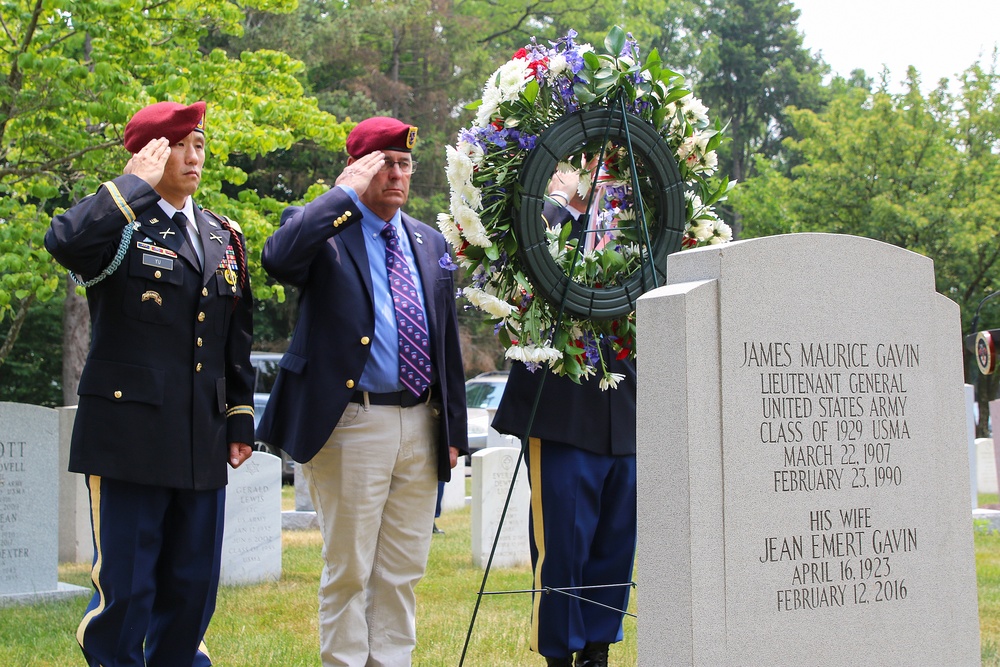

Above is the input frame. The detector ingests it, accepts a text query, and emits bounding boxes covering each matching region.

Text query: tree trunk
[0,295,34,367]
[61,276,90,406]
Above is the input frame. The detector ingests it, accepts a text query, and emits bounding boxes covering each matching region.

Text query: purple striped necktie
[381,223,432,397]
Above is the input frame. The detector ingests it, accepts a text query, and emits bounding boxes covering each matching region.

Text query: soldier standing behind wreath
[492,168,638,667]
[44,100,255,667]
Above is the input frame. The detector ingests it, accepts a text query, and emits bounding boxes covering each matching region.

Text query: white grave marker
[0,402,88,605]
[471,447,530,568]
[220,451,282,585]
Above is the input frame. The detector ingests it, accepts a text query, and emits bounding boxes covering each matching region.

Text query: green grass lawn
[0,493,997,666]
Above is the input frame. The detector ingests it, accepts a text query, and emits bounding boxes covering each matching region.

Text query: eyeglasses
[380,159,417,175]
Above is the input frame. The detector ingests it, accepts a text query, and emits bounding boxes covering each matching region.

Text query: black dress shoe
[545,657,573,666]
[575,642,609,667]
[432,522,444,535]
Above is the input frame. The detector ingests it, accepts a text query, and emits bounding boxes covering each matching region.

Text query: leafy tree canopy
[0,0,353,363]
[733,63,1000,333]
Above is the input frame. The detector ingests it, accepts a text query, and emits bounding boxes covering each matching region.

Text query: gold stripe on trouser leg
[529,437,545,653]
[77,476,106,650]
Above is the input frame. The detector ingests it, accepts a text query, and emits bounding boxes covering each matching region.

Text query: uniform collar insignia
[149,217,159,225]
[210,232,224,245]
[159,228,175,240]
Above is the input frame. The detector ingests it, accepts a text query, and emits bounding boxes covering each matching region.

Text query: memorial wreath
[439,27,735,387]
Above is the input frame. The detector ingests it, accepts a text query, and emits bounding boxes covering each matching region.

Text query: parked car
[465,370,515,454]
[250,351,294,483]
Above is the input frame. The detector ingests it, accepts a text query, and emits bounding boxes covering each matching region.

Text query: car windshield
[466,381,504,410]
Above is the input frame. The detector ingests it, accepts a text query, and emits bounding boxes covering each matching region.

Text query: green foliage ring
[516,107,686,319]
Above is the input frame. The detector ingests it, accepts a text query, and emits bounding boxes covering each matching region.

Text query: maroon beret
[123,101,206,154]
[346,116,418,158]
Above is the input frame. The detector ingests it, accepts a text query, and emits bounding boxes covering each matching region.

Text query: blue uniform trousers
[77,475,224,667]
[526,437,637,659]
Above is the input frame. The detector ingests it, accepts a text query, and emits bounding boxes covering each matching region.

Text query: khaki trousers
[302,400,438,667]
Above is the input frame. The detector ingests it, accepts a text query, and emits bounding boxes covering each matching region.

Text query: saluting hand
[335,151,385,198]
[124,137,170,189]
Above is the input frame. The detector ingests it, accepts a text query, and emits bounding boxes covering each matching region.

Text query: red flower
[513,48,528,60]
[527,56,549,78]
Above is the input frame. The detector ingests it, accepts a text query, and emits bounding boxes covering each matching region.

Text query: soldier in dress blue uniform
[44,100,255,667]
[492,173,637,667]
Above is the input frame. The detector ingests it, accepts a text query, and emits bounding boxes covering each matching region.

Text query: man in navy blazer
[257,116,468,666]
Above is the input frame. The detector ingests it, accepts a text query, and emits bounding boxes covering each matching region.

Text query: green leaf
[522,79,539,105]
[604,26,627,57]
[663,88,692,106]
[574,84,597,105]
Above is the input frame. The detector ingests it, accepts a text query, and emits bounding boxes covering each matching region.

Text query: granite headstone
[636,233,980,665]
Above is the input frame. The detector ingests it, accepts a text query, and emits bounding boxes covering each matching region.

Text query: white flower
[677,135,698,162]
[457,140,485,166]
[453,203,491,247]
[475,85,503,127]
[464,286,515,318]
[694,150,718,175]
[680,95,709,127]
[445,145,474,191]
[545,223,566,258]
[496,58,532,100]
[436,213,463,249]
[547,54,569,78]
[452,183,483,211]
[708,220,733,244]
[599,372,626,391]
[686,218,715,241]
[505,344,563,365]
[556,161,576,174]
[684,190,702,205]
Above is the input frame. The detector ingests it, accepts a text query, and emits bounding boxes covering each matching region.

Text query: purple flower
[581,331,600,365]
[459,128,487,152]
[439,253,458,271]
